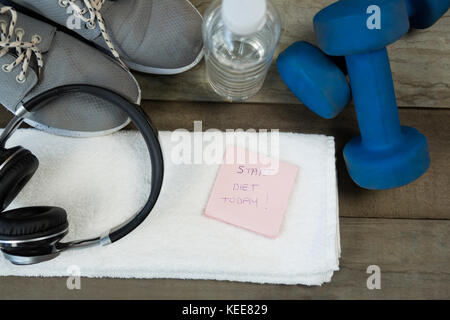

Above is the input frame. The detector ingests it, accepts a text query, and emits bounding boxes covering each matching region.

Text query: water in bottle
[203,0,282,101]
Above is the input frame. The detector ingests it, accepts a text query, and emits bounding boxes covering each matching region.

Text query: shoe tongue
[0,10,56,111]
[68,0,117,41]
[7,0,104,41]
[0,10,56,53]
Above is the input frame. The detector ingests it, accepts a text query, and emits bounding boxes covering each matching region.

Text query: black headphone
[0,85,164,265]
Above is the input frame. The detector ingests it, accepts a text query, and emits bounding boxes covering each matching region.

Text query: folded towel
[0,129,340,285]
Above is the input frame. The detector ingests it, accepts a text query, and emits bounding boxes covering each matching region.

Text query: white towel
[0,129,340,286]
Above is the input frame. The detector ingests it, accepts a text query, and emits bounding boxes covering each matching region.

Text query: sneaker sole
[125,0,205,75]
[123,48,204,75]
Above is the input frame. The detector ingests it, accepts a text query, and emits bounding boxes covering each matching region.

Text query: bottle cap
[222,0,267,36]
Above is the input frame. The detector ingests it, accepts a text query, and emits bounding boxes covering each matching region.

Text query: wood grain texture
[0,102,448,220]
[140,100,450,220]
[0,218,448,300]
[135,0,450,108]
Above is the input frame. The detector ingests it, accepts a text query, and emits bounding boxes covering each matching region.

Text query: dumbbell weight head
[314,0,430,189]
[344,48,430,189]
[277,0,449,122]
[314,0,449,56]
[314,0,410,56]
[277,41,350,119]
[406,0,450,29]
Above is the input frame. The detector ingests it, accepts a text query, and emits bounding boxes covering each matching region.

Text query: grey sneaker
[0,6,140,137]
[9,0,204,75]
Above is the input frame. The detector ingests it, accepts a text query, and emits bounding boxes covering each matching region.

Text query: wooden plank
[1,102,449,220]
[136,0,450,108]
[2,100,449,220]
[141,100,450,220]
[0,218,448,299]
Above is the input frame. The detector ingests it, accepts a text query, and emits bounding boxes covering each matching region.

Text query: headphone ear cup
[0,147,39,211]
[0,207,68,241]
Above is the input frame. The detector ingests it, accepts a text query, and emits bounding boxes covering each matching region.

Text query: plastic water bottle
[203,0,282,101]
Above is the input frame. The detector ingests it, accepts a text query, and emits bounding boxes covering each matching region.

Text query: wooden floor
[0,0,449,300]
[136,0,450,109]
[0,102,448,299]
[1,218,448,300]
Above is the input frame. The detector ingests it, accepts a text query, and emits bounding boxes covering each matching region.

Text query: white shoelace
[0,6,43,84]
[59,0,127,69]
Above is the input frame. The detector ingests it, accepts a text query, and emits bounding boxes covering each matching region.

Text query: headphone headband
[1,85,164,248]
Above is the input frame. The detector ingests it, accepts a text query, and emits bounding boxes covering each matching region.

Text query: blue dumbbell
[314,0,435,189]
[277,0,449,121]
[277,42,350,119]
[406,0,450,28]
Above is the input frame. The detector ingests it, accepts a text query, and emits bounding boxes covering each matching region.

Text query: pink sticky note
[205,146,299,238]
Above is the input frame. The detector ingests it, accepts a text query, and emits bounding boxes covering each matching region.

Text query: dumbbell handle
[345,47,402,149]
